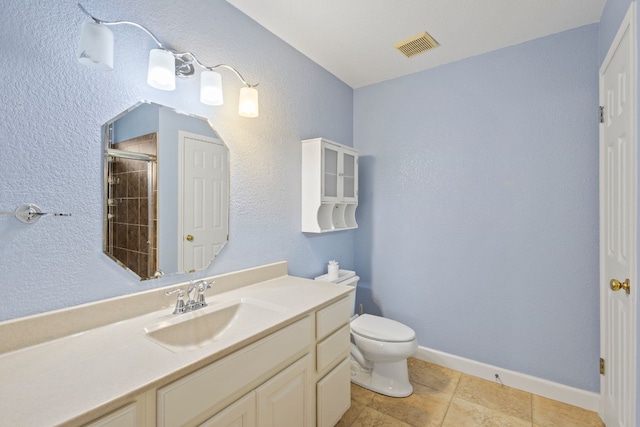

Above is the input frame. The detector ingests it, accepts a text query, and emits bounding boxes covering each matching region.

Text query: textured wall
[354,25,600,392]
[0,0,354,321]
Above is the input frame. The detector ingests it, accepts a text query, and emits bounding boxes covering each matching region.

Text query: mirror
[103,101,229,280]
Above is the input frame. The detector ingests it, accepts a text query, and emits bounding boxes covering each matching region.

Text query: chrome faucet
[165,280,214,315]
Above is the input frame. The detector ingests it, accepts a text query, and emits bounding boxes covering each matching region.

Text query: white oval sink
[144,298,289,353]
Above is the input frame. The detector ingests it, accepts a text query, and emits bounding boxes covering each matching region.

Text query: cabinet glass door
[322,145,339,200]
[342,152,355,200]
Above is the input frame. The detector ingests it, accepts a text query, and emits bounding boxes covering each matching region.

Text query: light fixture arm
[77,3,258,87]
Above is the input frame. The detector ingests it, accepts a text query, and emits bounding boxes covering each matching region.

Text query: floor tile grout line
[530,389,534,426]
[367,402,415,427]
[438,370,464,426]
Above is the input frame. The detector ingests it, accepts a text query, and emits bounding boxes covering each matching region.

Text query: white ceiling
[226,0,606,88]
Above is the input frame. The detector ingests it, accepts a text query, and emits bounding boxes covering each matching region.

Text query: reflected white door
[179,131,228,273]
[600,3,637,426]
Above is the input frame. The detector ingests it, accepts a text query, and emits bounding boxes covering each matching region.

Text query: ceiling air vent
[394,31,439,58]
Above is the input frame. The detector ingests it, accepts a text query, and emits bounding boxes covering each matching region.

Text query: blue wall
[113,102,160,143]
[0,0,354,321]
[354,25,600,392]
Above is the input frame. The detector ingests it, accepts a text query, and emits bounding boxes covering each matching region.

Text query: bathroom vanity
[0,262,353,427]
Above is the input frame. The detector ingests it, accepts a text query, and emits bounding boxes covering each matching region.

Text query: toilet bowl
[315,270,418,397]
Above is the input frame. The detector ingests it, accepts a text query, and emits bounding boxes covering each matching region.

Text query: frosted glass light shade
[238,86,259,118]
[200,71,224,106]
[147,49,175,91]
[77,22,114,70]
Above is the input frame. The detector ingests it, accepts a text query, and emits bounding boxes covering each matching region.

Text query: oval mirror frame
[102,101,229,280]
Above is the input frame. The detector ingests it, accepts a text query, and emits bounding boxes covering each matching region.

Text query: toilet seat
[351,314,416,343]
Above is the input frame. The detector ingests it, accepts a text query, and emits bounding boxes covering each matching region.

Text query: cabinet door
[256,354,313,427]
[200,393,256,427]
[321,143,340,202]
[340,148,358,203]
[317,358,351,427]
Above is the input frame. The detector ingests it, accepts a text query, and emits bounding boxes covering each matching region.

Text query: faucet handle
[165,288,186,315]
[196,280,214,307]
[198,280,213,291]
[185,280,201,311]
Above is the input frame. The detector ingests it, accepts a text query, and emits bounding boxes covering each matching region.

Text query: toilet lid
[351,314,416,342]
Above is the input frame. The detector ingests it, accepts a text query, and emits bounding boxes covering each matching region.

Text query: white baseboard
[413,346,600,412]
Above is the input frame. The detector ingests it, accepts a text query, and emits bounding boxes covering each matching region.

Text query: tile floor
[337,358,604,427]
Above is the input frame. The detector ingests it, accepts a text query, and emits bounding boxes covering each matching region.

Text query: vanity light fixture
[76,4,259,117]
[200,70,224,106]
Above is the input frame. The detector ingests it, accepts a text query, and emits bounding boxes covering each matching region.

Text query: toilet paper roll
[328,262,339,280]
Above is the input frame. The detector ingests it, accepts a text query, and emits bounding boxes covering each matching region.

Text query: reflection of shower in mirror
[105,134,158,279]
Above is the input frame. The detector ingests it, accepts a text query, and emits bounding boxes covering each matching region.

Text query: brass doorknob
[610,278,631,294]
[186,234,194,242]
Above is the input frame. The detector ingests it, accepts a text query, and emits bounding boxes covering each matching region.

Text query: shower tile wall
[108,133,158,278]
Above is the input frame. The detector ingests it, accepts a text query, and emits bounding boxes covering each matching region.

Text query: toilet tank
[315,270,359,315]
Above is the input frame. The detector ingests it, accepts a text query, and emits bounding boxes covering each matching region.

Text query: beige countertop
[0,263,352,426]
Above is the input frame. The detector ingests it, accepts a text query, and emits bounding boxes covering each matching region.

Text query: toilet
[315,270,418,397]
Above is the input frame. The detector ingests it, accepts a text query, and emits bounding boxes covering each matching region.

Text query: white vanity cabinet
[0,263,356,427]
[154,297,352,427]
[302,138,358,233]
[314,297,352,427]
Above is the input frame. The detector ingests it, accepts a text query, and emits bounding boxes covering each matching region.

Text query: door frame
[599,2,638,424]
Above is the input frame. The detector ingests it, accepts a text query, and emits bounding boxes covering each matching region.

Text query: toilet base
[350,356,413,398]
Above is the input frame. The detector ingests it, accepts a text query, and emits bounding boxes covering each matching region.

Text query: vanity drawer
[157,316,312,427]
[316,297,351,341]
[84,402,140,427]
[316,324,350,374]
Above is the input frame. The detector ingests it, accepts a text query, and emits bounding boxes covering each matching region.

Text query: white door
[179,131,229,273]
[600,3,637,426]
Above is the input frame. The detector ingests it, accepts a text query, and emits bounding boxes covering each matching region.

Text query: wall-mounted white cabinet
[302,138,358,233]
